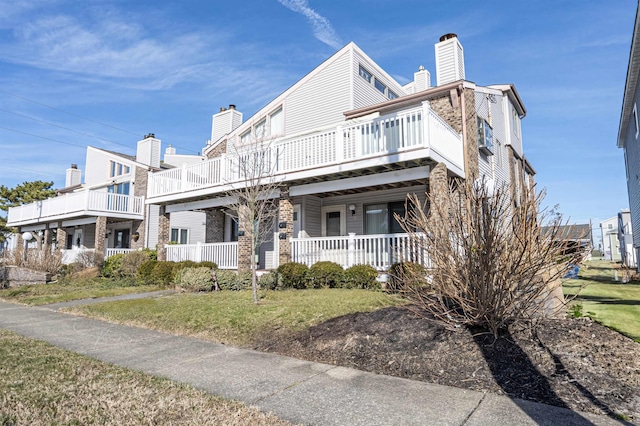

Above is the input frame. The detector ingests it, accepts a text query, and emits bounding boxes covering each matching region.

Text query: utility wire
[0,90,202,155]
[0,125,87,149]
[0,107,132,149]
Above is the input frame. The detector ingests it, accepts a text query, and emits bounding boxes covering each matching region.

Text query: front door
[293,204,301,238]
[115,229,130,248]
[321,205,346,236]
[73,229,83,248]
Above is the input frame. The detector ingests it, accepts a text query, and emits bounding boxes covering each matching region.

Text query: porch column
[428,162,449,229]
[95,216,107,262]
[16,232,24,258]
[278,190,294,266]
[43,224,52,253]
[205,209,224,243]
[56,223,67,251]
[157,206,170,261]
[131,219,145,249]
[237,205,252,272]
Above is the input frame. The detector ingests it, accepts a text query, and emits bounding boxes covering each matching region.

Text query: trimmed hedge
[344,264,380,290]
[175,267,214,292]
[308,261,344,288]
[387,262,426,293]
[277,262,309,289]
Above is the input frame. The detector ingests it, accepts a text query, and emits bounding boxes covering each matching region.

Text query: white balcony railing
[165,242,238,269]
[292,233,430,270]
[105,248,136,258]
[7,190,144,226]
[148,102,463,200]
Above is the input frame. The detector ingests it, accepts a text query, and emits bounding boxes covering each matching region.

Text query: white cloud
[278,0,343,49]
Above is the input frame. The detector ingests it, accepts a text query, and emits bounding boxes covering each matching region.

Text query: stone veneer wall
[205,209,225,243]
[205,141,227,159]
[0,266,51,288]
[278,191,294,265]
[95,217,106,260]
[237,205,252,272]
[131,165,149,249]
[157,206,170,261]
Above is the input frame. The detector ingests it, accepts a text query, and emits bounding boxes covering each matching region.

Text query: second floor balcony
[147,101,464,204]
[7,190,144,227]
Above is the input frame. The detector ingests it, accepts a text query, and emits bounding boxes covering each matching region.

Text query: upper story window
[255,119,266,139]
[109,161,130,178]
[358,63,399,100]
[107,182,129,195]
[359,65,372,83]
[511,107,521,139]
[269,107,283,136]
[238,106,284,145]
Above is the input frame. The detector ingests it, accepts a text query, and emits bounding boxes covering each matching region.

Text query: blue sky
[0,0,636,234]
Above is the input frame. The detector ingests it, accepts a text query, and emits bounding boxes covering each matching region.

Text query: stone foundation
[0,266,52,288]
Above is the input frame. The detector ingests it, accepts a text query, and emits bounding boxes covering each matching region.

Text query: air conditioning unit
[477,117,494,155]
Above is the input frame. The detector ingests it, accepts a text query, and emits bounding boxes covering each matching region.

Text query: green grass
[0,276,164,306]
[0,329,291,426]
[564,260,640,342]
[70,288,402,346]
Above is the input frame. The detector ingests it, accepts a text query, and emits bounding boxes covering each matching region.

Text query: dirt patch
[254,306,640,422]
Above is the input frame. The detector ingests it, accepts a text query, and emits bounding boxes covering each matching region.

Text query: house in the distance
[601,216,621,262]
[6,136,205,263]
[146,34,535,271]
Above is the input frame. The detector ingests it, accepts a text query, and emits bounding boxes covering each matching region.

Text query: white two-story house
[146,34,534,271]
[7,135,206,263]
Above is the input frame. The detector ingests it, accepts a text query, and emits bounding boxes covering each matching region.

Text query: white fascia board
[62,217,98,227]
[289,166,430,197]
[165,189,281,213]
[20,224,47,232]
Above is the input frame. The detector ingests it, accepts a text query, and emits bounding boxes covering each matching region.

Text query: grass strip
[70,288,401,346]
[0,328,292,425]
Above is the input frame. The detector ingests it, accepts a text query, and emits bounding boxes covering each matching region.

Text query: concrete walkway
[0,297,630,426]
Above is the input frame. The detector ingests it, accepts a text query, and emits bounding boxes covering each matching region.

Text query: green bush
[197,261,218,270]
[259,271,279,290]
[102,253,124,278]
[150,261,176,287]
[387,262,426,293]
[308,261,344,288]
[120,251,154,278]
[235,271,253,291]
[137,259,157,284]
[216,270,238,291]
[277,262,309,289]
[140,248,158,261]
[175,267,214,292]
[344,264,380,290]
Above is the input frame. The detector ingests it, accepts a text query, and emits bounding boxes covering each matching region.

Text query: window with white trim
[269,107,283,136]
[109,161,130,178]
[170,228,189,244]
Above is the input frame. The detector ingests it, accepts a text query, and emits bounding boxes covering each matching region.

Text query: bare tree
[224,135,281,303]
[398,178,588,337]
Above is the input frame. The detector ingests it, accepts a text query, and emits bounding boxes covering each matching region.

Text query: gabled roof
[93,147,136,162]
[542,224,592,241]
[618,4,640,148]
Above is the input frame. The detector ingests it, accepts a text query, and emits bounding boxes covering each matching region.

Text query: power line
[0,107,132,148]
[0,89,202,155]
[0,89,141,136]
[0,125,87,149]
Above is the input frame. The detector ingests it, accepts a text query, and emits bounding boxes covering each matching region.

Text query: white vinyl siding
[623,90,640,249]
[146,205,160,249]
[170,211,206,244]
[352,50,405,110]
[285,50,352,135]
[475,90,510,187]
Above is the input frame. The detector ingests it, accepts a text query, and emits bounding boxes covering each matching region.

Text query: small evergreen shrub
[387,262,426,293]
[344,264,380,290]
[235,271,253,291]
[136,259,157,284]
[150,261,176,287]
[216,270,238,290]
[175,267,214,292]
[197,261,218,270]
[308,261,344,288]
[102,253,124,278]
[259,271,279,290]
[277,262,309,289]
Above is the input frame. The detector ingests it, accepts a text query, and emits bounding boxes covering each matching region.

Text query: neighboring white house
[618,209,636,268]
[601,216,621,262]
[6,136,206,263]
[618,3,640,271]
[146,34,535,271]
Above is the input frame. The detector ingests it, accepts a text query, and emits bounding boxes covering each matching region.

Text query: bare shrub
[3,248,63,274]
[76,250,104,269]
[399,179,587,337]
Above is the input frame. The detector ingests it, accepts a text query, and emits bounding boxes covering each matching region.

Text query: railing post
[219,154,227,182]
[347,233,356,268]
[422,100,431,148]
[195,242,202,263]
[335,125,343,164]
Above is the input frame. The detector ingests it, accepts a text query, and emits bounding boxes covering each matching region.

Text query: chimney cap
[144,133,155,139]
[219,107,227,112]
[228,104,236,110]
[418,65,425,71]
[71,164,77,169]
[439,33,458,42]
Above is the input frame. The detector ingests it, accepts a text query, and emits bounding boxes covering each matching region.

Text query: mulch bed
[254,306,640,422]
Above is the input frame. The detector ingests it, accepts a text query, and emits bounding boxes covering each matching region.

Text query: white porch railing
[165,242,238,269]
[292,233,429,270]
[105,248,136,258]
[61,248,95,265]
[7,190,144,226]
[148,103,463,200]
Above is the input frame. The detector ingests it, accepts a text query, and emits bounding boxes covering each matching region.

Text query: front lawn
[0,277,164,306]
[68,288,402,346]
[563,260,640,342]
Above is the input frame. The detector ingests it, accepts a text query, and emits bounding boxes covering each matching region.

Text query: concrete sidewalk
[0,299,629,426]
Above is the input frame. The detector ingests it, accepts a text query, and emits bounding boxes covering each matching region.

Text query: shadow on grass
[574,295,640,306]
[471,328,629,425]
